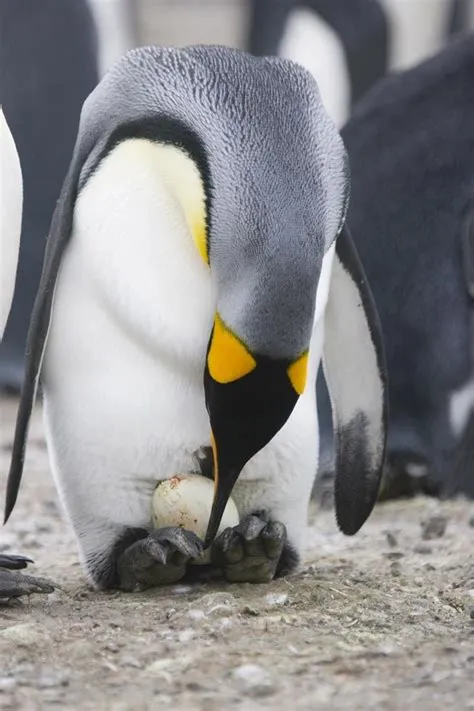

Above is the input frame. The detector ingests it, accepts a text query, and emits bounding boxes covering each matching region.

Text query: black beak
[203,436,241,547]
[203,356,300,548]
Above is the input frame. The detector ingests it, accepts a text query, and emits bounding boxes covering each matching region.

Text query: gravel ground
[0,396,473,710]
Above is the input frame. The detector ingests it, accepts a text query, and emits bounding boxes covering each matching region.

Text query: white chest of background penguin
[5,45,388,592]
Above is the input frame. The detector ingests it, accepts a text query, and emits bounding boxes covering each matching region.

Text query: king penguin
[0,108,54,600]
[4,45,387,592]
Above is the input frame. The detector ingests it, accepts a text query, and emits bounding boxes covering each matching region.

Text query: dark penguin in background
[247,0,389,128]
[0,0,99,392]
[321,34,474,499]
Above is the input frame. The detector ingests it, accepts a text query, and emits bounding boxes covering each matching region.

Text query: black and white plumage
[4,45,387,591]
[335,34,474,497]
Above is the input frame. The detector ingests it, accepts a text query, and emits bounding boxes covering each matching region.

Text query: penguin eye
[207,315,257,383]
[287,352,309,395]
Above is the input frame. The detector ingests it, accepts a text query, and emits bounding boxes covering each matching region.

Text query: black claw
[212,527,243,566]
[154,527,203,560]
[239,515,267,541]
[262,521,287,559]
[0,554,34,570]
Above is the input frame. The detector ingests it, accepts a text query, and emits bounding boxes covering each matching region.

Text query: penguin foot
[211,514,288,583]
[116,527,203,591]
[0,567,55,603]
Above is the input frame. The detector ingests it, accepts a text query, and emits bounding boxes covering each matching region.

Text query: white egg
[151,474,239,564]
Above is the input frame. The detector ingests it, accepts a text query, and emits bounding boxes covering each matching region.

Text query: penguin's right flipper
[323,225,388,535]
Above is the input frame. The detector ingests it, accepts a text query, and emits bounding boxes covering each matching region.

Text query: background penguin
[0,0,99,393]
[247,0,474,129]
[0,109,54,601]
[319,34,474,500]
[4,45,387,592]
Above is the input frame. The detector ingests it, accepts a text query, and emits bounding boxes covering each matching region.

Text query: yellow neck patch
[287,351,309,395]
[207,314,257,383]
[149,143,209,264]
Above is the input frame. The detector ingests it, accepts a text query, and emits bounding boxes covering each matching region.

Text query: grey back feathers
[79,45,348,358]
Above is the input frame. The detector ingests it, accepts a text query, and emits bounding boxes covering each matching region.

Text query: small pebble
[0,678,16,693]
[38,674,69,689]
[390,562,402,577]
[384,530,398,548]
[172,585,193,595]
[119,656,142,669]
[242,606,260,617]
[469,515,474,528]
[232,664,276,698]
[178,629,195,643]
[200,592,239,618]
[414,544,433,555]
[421,515,447,540]
[469,607,474,620]
[145,659,174,674]
[264,593,288,607]
[188,609,206,621]
[0,623,44,646]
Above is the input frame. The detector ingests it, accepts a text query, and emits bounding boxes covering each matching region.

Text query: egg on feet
[151,473,240,564]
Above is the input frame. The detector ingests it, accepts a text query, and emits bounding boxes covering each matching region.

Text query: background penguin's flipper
[322,225,388,535]
[4,157,80,525]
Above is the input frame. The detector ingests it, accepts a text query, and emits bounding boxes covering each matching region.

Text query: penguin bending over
[4,46,387,591]
[0,108,54,601]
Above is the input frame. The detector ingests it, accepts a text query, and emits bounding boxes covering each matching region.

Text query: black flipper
[4,149,83,524]
[322,225,388,535]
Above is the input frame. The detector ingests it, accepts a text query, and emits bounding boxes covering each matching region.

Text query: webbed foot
[116,526,203,591]
[211,513,295,583]
[0,555,55,602]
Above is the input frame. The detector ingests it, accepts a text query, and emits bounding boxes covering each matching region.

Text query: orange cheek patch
[287,351,309,395]
[207,314,257,384]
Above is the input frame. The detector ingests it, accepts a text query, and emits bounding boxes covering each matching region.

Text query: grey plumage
[78,45,348,356]
[320,33,474,497]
